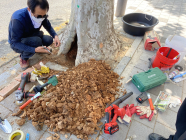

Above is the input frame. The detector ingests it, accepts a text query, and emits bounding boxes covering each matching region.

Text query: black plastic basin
[122,13,159,36]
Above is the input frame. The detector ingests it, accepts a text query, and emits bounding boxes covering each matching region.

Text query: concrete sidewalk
[0,0,186,140]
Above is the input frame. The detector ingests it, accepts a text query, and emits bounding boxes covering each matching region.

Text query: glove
[136,106,157,121]
[169,96,182,108]
[118,104,136,124]
[32,62,50,76]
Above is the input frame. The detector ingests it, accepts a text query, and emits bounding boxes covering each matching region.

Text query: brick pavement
[0,0,186,140]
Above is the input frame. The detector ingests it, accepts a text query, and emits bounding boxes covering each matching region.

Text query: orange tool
[146,93,154,110]
[20,92,41,110]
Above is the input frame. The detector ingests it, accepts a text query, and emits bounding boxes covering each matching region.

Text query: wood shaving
[16,119,26,126]
[18,59,121,140]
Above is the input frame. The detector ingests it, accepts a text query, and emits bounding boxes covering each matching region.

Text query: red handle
[20,99,32,110]
[148,98,154,110]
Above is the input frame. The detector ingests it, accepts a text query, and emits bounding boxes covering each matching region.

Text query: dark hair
[27,0,49,13]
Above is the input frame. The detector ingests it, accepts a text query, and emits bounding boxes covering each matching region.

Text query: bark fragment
[23,59,121,139]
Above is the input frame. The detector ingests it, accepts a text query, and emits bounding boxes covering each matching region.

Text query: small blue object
[26,133,30,140]
[172,72,186,79]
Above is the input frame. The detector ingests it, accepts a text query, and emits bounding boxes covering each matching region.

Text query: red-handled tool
[146,93,154,110]
[104,92,133,135]
[20,92,41,110]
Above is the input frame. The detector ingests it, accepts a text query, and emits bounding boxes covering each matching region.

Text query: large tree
[58,0,122,66]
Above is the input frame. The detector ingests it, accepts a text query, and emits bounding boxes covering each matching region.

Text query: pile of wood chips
[21,59,121,139]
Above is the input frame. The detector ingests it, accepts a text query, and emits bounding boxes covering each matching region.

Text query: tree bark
[58,0,122,66]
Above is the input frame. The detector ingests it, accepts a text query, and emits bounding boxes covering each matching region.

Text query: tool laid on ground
[168,69,179,79]
[33,75,58,93]
[132,67,167,92]
[19,75,58,110]
[172,71,186,80]
[20,92,42,110]
[16,75,58,106]
[136,93,148,104]
[148,58,152,69]
[15,72,31,105]
[146,93,154,110]
[104,92,133,135]
[0,117,12,134]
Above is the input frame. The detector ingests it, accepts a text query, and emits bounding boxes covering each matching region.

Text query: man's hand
[35,46,51,54]
[54,35,60,47]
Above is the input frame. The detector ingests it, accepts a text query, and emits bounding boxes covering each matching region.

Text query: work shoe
[20,58,29,70]
[149,133,167,140]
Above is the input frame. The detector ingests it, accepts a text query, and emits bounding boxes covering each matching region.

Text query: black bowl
[122,13,159,36]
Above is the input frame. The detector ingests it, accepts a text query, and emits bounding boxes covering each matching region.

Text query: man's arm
[42,18,57,38]
[42,18,60,47]
[10,19,35,53]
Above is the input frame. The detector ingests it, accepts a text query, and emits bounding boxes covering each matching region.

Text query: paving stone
[68,134,81,140]
[157,109,177,130]
[20,121,46,140]
[125,37,143,58]
[0,92,20,112]
[147,84,165,96]
[114,56,131,76]
[164,82,183,97]
[40,132,52,140]
[121,82,142,107]
[127,120,153,140]
[47,129,71,140]
[128,67,144,78]
[99,135,108,140]
[134,59,149,71]
[182,93,186,101]
[158,18,169,23]
[45,61,69,71]
[160,37,167,44]
[0,80,20,98]
[0,104,11,119]
[154,122,176,138]
[183,80,186,94]
[127,6,137,10]
[140,53,155,62]
[29,53,45,66]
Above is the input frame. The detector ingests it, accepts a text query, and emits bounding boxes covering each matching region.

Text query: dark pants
[12,31,53,60]
[168,98,186,140]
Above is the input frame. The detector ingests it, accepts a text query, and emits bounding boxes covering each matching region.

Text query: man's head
[27,0,49,18]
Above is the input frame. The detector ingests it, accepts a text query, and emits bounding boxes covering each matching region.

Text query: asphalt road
[0,0,71,59]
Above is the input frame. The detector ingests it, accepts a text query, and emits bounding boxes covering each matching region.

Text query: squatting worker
[8,0,60,70]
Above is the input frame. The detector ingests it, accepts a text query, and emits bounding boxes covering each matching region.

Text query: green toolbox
[132,67,167,92]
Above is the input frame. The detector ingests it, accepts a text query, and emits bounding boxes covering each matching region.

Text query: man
[8,0,60,70]
[148,98,186,140]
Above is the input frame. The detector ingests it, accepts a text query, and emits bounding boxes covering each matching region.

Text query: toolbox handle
[145,69,151,73]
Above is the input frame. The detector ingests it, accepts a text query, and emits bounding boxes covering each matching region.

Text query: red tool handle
[20,99,32,110]
[148,98,154,110]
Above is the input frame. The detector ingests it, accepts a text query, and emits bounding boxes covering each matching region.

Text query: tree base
[58,0,122,67]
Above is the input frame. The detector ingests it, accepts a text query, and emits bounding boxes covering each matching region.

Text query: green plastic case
[132,68,167,92]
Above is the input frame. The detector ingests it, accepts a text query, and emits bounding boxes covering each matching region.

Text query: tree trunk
[58,0,122,66]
